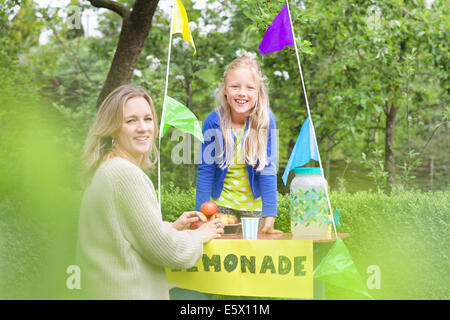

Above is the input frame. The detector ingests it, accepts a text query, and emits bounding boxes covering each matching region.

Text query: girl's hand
[259,216,283,234]
[197,218,224,243]
[172,211,207,231]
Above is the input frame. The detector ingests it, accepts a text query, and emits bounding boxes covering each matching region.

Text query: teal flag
[282,117,319,185]
[160,96,204,143]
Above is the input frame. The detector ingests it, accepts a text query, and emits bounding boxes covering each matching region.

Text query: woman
[77,85,223,300]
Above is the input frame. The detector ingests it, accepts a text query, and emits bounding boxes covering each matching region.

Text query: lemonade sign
[166,239,313,299]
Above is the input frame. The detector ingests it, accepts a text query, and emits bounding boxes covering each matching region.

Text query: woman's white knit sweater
[76,157,203,299]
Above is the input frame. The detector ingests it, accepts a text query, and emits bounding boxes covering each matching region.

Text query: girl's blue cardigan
[195,110,277,217]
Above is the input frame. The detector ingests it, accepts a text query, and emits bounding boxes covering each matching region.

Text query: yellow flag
[172,0,196,55]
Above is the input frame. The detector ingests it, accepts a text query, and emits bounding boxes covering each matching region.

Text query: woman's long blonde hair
[81,85,159,185]
[215,56,270,171]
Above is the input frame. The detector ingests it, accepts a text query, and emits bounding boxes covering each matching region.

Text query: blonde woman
[196,56,281,233]
[77,85,223,300]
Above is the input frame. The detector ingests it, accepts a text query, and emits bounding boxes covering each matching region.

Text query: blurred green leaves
[0,72,84,299]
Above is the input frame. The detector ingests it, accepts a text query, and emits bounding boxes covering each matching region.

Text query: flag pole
[286,1,338,238]
[158,0,176,211]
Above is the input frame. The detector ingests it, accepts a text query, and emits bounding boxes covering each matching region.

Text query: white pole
[286,1,338,238]
[158,0,176,211]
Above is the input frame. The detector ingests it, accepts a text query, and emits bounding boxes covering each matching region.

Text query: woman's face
[224,67,259,123]
[114,96,155,165]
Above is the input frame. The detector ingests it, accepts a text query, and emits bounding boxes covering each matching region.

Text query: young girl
[196,56,281,234]
[170,56,281,300]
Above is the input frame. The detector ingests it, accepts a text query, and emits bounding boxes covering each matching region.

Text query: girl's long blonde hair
[215,56,270,171]
[81,85,159,185]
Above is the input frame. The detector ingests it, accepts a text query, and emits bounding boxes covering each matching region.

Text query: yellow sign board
[166,239,313,299]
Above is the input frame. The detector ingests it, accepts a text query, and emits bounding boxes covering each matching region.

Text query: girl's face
[224,67,259,122]
[114,96,155,165]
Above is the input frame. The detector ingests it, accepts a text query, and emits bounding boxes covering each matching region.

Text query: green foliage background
[165,188,450,300]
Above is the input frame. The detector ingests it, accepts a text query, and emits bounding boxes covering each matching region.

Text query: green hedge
[330,190,449,299]
[162,188,449,300]
[1,188,448,299]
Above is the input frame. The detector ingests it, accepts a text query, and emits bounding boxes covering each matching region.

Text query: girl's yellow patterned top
[215,127,262,211]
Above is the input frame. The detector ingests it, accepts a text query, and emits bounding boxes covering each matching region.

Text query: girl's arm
[259,112,282,233]
[195,112,219,211]
[259,111,278,217]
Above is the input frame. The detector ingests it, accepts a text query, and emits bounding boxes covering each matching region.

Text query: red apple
[190,220,205,230]
[200,201,218,217]
[189,212,207,230]
[198,212,207,221]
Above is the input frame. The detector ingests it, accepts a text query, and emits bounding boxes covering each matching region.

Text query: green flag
[314,238,373,299]
[160,96,204,143]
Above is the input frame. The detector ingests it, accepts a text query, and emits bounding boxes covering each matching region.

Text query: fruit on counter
[198,212,207,221]
[209,213,238,225]
[227,214,238,224]
[189,212,207,230]
[209,213,228,225]
[189,220,205,230]
[200,201,218,217]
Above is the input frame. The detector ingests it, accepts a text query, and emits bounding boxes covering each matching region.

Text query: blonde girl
[195,56,281,233]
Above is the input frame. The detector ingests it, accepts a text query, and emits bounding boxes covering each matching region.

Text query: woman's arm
[112,163,203,270]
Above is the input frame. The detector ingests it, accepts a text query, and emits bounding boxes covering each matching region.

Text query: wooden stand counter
[219,232,349,242]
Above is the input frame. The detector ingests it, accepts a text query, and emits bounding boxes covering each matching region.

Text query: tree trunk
[185,75,193,185]
[429,156,434,191]
[383,39,407,191]
[185,74,193,110]
[325,137,331,182]
[385,103,399,190]
[91,0,160,107]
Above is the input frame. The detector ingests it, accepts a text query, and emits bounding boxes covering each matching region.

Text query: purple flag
[258,4,295,56]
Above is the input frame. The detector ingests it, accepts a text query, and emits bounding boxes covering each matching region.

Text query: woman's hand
[172,211,206,231]
[259,216,283,234]
[197,218,224,243]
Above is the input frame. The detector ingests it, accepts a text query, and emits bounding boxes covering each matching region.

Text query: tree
[236,0,448,192]
[237,0,379,189]
[355,0,448,190]
[87,0,160,107]
[140,0,244,187]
